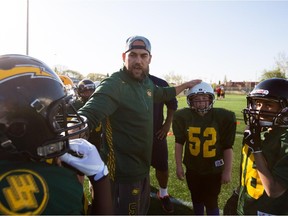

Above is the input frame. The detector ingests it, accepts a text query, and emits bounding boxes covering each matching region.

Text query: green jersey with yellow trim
[237,128,288,215]
[78,68,176,183]
[173,107,236,174]
[0,160,84,215]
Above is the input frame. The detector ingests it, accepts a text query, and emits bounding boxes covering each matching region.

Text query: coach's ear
[122,52,126,62]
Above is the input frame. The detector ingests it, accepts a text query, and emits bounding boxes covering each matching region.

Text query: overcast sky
[1,0,288,83]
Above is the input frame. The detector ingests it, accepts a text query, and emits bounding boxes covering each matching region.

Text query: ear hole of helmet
[7,121,27,138]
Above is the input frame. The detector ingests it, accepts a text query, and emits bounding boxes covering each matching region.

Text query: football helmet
[243,78,288,127]
[77,79,96,102]
[186,81,215,114]
[0,54,88,160]
[59,74,76,97]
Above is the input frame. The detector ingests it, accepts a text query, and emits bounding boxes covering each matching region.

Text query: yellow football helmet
[59,75,76,97]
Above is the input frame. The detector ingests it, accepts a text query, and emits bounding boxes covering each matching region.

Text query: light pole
[26,0,29,55]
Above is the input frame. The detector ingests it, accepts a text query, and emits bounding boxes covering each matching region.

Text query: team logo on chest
[147,89,152,97]
[0,169,48,215]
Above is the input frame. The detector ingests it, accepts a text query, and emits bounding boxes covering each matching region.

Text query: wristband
[93,165,109,181]
[253,150,262,154]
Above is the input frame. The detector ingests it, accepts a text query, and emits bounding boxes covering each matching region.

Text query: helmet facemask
[243,78,288,129]
[36,94,88,159]
[186,81,215,115]
[243,97,288,128]
[188,94,214,115]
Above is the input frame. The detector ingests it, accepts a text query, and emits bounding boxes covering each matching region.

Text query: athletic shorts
[151,136,168,171]
[185,169,221,209]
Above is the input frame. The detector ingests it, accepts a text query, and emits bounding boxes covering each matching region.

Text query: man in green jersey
[173,81,236,215]
[0,54,112,215]
[77,35,201,215]
[236,78,288,215]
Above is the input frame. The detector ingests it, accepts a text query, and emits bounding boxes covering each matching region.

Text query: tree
[59,70,84,81]
[54,64,68,74]
[260,52,288,81]
[223,75,228,84]
[163,71,184,85]
[275,52,288,77]
[260,68,285,81]
[86,73,107,81]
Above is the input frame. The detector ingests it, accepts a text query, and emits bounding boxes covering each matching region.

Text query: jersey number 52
[188,127,216,158]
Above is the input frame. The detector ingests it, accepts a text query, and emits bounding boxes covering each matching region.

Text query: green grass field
[148,94,247,215]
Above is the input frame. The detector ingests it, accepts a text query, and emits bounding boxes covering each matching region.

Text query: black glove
[243,124,262,153]
[223,189,239,215]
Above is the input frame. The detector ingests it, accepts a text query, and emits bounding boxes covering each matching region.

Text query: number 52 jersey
[172,107,236,174]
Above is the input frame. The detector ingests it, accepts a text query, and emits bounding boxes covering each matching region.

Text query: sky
[0,0,288,83]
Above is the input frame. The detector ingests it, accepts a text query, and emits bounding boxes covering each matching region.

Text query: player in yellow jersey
[237,78,288,215]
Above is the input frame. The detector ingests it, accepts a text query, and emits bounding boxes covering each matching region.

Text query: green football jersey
[173,108,236,174]
[237,128,288,215]
[0,160,84,215]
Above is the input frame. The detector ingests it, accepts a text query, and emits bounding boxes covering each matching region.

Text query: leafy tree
[260,68,285,81]
[86,73,107,81]
[223,75,228,84]
[260,52,288,81]
[60,70,84,81]
[164,71,184,85]
[275,52,288,77]
[54,64,68,74]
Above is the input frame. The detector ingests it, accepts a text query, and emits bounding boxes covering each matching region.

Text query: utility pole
[26,0,29,55]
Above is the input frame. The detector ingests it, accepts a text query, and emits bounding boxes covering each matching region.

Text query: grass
[84,94,247,215]
[148,94,246,215]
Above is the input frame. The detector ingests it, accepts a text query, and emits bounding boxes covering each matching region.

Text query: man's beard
[126,65,149,81]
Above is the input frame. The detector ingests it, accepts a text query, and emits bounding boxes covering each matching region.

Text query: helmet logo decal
[0,66,54,84]
[251,89,269,95]
[147,89,152,97]
[0,169,48,215]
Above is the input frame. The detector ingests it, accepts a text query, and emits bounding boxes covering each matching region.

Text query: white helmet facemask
[186,82,215,115]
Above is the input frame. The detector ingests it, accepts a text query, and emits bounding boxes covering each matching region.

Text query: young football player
[0,54,112,215]
[173,81,236,215]
[236,78,288,215]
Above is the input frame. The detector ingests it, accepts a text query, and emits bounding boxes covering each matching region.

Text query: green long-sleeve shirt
[78,68,176,183]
